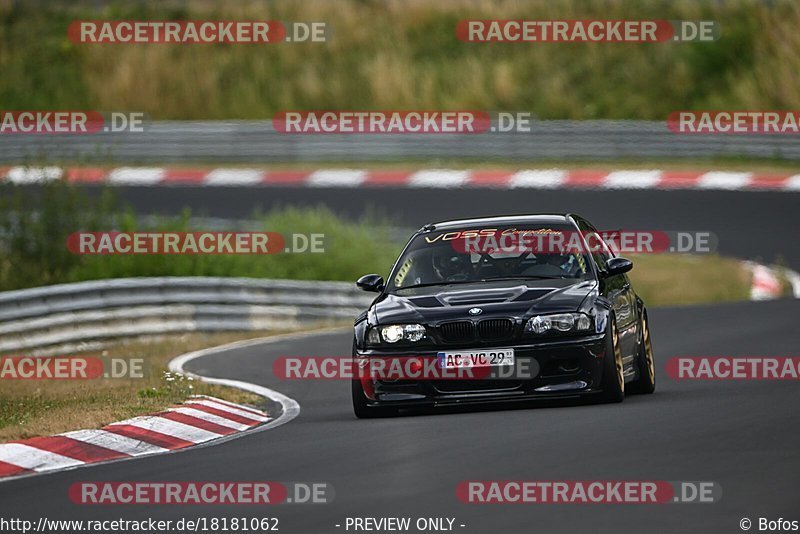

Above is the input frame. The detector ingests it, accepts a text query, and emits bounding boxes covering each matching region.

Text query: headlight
[368,324,427,344]
[525,313,592,335]
[382,325,404,343]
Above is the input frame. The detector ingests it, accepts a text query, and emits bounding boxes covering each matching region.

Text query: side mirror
[605,257,633,277]
[357,274,385,292]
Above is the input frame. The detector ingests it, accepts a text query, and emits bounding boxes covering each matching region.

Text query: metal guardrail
[0,277,373,353]
[2,120,798,163]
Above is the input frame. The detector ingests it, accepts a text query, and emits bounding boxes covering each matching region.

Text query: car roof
[423,214,575,231]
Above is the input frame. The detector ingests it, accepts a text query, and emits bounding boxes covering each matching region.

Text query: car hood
[372,279,597,324]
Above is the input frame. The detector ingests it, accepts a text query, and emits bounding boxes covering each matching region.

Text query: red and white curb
[0,330,313,482]
[0,395,269,480]
[744,261,800,301]
[2,166,800,191]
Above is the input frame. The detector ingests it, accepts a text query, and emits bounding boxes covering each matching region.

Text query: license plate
[437,349,515,369]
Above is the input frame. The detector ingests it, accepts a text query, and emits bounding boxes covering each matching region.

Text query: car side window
[576,219,612,273]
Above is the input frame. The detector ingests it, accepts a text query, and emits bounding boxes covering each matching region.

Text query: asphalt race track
[76,185,800,268]
[2,185,798,534]
[0,299,798,534]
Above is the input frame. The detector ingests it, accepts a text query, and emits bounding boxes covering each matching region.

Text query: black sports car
[352,214,656,418]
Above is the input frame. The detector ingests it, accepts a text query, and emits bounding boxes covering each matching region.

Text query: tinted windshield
[388,224,594,291]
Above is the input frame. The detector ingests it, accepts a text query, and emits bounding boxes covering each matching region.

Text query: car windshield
[388,224,594,291]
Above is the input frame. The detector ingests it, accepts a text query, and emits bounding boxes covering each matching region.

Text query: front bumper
[356,333,607,407]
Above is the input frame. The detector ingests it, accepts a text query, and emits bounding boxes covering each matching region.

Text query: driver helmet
[432,251,472,280]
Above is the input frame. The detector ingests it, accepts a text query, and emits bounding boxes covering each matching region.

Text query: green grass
[0,181,400,291]
[0,181,773,306]
[0,331,290,441]
[627,253,753,307]
[0,0,798,120]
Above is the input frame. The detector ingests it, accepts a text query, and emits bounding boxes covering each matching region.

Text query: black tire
[628,310,656,395]
[351,378,396,418]
[351,339,396,418]
[351,377,371,418]
[599,318,625,403]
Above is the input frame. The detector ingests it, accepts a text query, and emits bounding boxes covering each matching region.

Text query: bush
[0,182,401,290]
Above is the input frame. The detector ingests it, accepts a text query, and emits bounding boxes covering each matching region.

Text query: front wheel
[599,318,625,403]
[351,339,395,418]
[628,311,656,395]
[351,379,396,418]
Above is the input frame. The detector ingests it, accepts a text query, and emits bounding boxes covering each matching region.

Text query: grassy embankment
[1,0,798,120]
